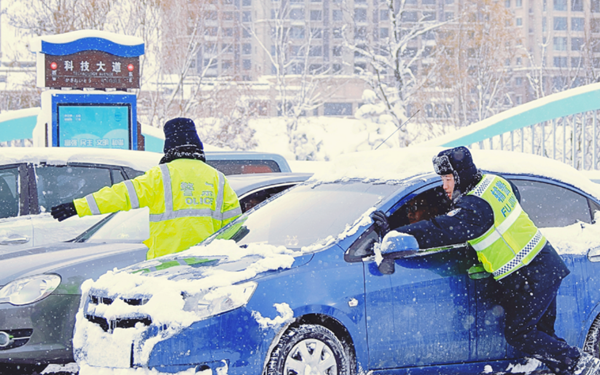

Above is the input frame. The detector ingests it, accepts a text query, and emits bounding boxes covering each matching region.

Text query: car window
[207,160,281,175]
[0,167,20,219]
[239,184,298,212]
[510,179,592,228]
[122,167,145,179]
[111,169,125,184]
[35,165,113,212]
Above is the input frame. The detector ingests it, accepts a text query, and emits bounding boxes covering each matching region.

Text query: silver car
[0,148,293,253]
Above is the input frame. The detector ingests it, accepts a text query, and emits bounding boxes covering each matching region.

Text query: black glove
[51,202,77,222]
[370,210,390,238]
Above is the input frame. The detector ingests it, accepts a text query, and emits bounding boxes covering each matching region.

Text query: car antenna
[374,110,420,150]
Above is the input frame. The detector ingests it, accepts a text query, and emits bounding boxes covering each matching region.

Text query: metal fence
[420,82,600,171]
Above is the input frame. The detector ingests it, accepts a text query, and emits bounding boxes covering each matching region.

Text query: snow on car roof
[0,147,161,172]
[309,147,600,199]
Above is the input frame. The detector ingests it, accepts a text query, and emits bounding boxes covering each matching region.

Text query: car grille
[85,315,152,333]
[85,292,152,333]
[0,329,33,350]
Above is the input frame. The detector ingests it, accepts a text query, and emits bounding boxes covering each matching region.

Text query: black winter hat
[163,117,203,153]
[432,146,479,192]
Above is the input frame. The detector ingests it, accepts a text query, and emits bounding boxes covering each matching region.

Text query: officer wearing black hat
[51,117,241,259]
[371,146,599,375]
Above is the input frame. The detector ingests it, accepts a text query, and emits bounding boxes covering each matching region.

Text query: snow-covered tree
[433,0,516,126]
[247,2,347,160]
[341,0,445,147]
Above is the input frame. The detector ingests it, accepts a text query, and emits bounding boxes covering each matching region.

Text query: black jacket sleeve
[394,195,495,249]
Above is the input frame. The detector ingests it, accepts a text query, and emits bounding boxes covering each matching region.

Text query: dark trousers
[500,270,580,374]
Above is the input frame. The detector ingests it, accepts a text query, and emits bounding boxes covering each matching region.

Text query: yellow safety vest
[467,174,546,280]
[74,159,242,259]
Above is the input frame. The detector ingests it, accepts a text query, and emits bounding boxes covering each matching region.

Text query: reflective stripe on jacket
[73,158,242,259]
[467,174,546,280]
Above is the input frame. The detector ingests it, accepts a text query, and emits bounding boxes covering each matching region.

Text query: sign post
[31,30,144,150]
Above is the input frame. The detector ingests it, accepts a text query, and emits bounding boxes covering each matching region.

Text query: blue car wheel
[266,324,353,375]
[585,316,600,358]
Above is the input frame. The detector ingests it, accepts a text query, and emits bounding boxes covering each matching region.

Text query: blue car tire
[266,324,353,375]
[584,316,600,358]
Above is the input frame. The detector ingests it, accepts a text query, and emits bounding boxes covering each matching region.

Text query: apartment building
[507,0,600,104]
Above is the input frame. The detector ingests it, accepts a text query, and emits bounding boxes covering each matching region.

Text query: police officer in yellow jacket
[371,146,600,375]
[50,117,242,260]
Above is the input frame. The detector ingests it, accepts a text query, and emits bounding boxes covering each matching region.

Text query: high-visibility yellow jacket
[73,159,242,259]
[466,174,546,280]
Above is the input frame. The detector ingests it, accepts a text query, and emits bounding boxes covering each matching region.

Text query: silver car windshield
[75,207,150,243]
[208,181,399,249]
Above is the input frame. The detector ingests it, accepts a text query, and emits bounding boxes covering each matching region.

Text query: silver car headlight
[0,274,61,305]
[182,281,257,319]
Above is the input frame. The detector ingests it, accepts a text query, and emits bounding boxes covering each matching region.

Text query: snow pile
[542,220,600,255]
[252,303,294,329]
[304,147,600,200]
[74,240,307,372]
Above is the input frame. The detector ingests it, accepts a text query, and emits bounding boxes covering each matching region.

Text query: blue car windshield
[208,181,399,249]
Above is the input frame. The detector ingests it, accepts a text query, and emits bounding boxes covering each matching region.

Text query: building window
[380,28,389,38]
[311,28,322,38]
[242,11,252,22]
[332,63,342,73]
[571,0,583,11]
[594,0,600,12]
[572,57,582,67]
[289,8,304,20]
[553,56,568,67]
[553,0,566,11]
[290,26,305,38]
[505,0,510,7]
[333,27,343,39]
[309,45,323,56]
[354,62,367,73]
[593,19,600,33]
[355,26,367,39]
[516,0,522,6]
[422,0,435,4]
[242,0,251,6]
[515,77,523,86]
[553,36,567,50]
[401,11,418,22]
[243,59,252,70]
[324,102,353,116]
[355,8,367,22]
[445,12,454,21]
[309,64,324,73]
[516,96,522,105]
[423,11,436,21]
[242,43,252,54]
[310,10,322,20]
[332,45,343,56]
[516,18,522,26]
[572,18,584,31]
[332,9,343,21]
[571,37,583,50]
[554,17,567,30]
[380,10,388,21]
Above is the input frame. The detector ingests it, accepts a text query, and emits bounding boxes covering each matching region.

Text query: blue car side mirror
[378,232,419,275]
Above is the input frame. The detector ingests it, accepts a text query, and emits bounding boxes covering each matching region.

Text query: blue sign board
[51,93,138,150]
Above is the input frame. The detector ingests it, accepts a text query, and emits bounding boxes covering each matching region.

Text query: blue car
[75,148,600,375]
